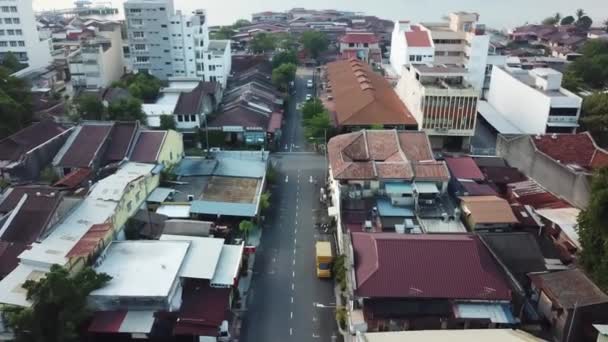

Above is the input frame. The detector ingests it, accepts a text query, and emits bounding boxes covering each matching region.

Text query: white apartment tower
[390,12,491,93]
[124,0,231,85]
[0,0,52,69]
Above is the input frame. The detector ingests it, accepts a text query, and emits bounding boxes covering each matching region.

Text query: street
[240,68,339,342]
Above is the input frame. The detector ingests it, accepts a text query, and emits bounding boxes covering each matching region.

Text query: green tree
[72,94,106,121]
[114,73,162,103]
[272,50,298,68]
[212,26,236,40]
[107,98,145,122]
[273,32,298,51]
[578,167,608,291]
[1,51,26,73]
[576,15,593,30]
[542,16,558,26]
[560,15,575,25]
[301,98,325,120]
[581,92,608,146]
[40,166,59,184]
[4,265,111,342]
[233,19,251,28]
[259,191,271,211]
[575,8,585,21]
[250,32,276,53]
[303,110,332,140]
[271,63,296,91]
[160,115,176,130]
[564,40,608,90]
[239,220,255,244]
[0,66,33,138]
[300,31,329,59]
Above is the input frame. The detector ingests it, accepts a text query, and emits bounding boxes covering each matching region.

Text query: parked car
[306,94,312,101]
[307,79,313,89]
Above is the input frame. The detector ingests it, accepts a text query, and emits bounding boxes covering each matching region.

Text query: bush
[335,307,348,330]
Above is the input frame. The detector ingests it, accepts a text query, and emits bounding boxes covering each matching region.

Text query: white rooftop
[160,234,224,279]
[361,329,543,342]
[91,241,190,298]
[156,204,191,218]
[477,100,523,134]
[419,218,467,233]
[535,207,581,248]
[211,244,244,286]
[89,162,155,201]
[0,264,48,307]
[142,93,180,126]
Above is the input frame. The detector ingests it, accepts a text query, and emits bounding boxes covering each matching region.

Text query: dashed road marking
[294,238,297,244]
[290,311,293,319]
[293,259,296,265]
[292,271,295,278]
[285,175,289,183]
[290,328,293,336]
[291,283,295,290]
[313,334,320,338]
[291,296,294,303]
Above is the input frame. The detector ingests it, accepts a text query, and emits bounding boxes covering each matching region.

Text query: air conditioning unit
[187,194,194,202]
[364,220,373,232]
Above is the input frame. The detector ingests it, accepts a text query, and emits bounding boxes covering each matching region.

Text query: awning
[89,310,156,334]
[385,182,413,195]
[453,303,517,324]
[414,182,439,194]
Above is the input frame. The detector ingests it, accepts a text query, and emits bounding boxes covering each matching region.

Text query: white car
[307,79,313,88]
[305,94,312,101]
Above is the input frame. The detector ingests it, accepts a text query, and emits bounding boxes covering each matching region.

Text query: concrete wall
[487,67,551,134]
[496,135,591,208]
[99,25,126,87]
[157,130,184,166]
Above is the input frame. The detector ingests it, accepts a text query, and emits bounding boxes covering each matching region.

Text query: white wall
[395,66,424,128]
[99,25,125,87]
[487,67,551,134]
[465,33,490,92]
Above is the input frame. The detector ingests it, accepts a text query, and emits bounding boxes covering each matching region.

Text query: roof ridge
[362,130,370,160]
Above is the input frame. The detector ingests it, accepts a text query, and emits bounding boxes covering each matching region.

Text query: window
[4,18,12,24]
[9,41,16,47]
[135,56,149,63]
[159,7,165,10]
[0,42,6,47]
[164,49,170,53]
[0,30,4,36]
[163,37,168,40]
[133,31,144,38]
[364,43,368,47]
[177,115,183,122]
[415,55,422,62]
[17,41,23,46]
[190,115,196,122]
[15,29,21,35]
[409,55,416,62]
[12,18,19,24]
[349,43,354,47]
[1,6,9,12]
[10,6,17,12]
[129,8,141,13]
[209,65,215,71]
[131,19,143,25]
[161,24,167,28]
[184,115,190,122]
[208,54,211,60]
[7,30,14,35]
[134,44,146,50]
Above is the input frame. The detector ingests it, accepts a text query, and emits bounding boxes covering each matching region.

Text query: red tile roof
[507,180,571,209]
[54,168,92,188]
[328,130,449,181]
[460,181,498,196]
[57,123,113,168]
[66,223,112,258]
[103,122,138,163]
[351,233,511,300]
[0,120,66,162]
[130,131,166,164]
[0,241,28,277]
[445,157,485,180]
[173,279,231,336]
[532,133,608,171]
[339,32,379,44]
[404,28,432,47]
[326,59,417,127]
[88,311,127,333]
[267,112,283,133]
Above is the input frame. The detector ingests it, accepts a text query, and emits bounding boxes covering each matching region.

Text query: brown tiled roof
[445,156,485,180]
[0,120,66,162]
[328,130,448,181]
[57,123,113,168]
[129,131,166,164]
[351,233,511,300]
[404,27,432,47]
[66,223,112,258]
[339,32,379,44]
[208,105,271,130]
[326,60,417,127]
[103,122,138,163]
[54,168,92,188]
[174,82,215,115]
[531,132,608,171]
[529,269,608,308]
[0,185,58,213]
[460,196,519,225]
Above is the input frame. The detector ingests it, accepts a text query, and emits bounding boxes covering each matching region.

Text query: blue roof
[174,158,218,176]
[414,181,439,194]
[453,303,517,324]
[147,187,174,203]
[385,182,413,194]
[190,200,257,217]
[376,198,415,217]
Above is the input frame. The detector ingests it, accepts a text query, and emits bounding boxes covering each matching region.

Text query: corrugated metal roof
[147,187,175,203]
[211,244,244,286]
[453,302,516,324]
[414,181,439,194]
[190,200,257,217]
[385,182,413,195]
[160,234,224,280]
[445,157,485,180]
[174,158,218,176]
[376,198,414,217]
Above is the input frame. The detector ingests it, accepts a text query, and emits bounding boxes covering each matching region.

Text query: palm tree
[576,8,585,21]
[554,12,562,22]
[604,18,608,32]
[239,220,255,244]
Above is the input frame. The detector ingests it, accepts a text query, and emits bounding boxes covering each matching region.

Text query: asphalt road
[240,68,339,342]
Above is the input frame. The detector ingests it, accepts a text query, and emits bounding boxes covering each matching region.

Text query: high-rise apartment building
[124,0,230,84]
[0,0,52,70]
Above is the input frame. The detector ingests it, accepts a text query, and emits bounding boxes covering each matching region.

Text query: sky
[33,0,607,30]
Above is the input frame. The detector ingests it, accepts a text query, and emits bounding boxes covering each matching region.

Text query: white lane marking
[291,283,295,290]
[292,271,295,278]
[310,175,314,183]
[294,238,297,244]
[295,212,298,217]
[290,312,293,319]
[290,328,293,336]
[313,334,320,338]
[295,220,297,225]
[291,296,294,303]
[285,175,289,183]
[293,259,296,265]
